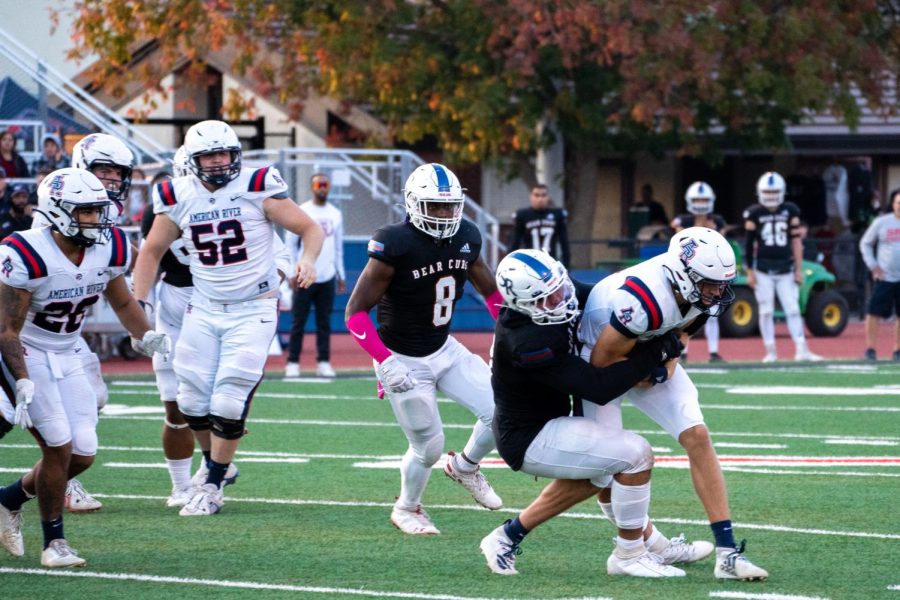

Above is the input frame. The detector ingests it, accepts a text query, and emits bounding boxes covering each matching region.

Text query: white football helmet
[183,120,242,186]
[685,181,715,215]
[37,167,114,247]
[664,227,736,316]
[71,133,135,206]
[404,163,465,239]
[172,145,190,178]
[756,171,786,209]
[495,249,579,325]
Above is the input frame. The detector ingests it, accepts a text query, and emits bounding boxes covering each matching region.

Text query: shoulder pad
[1,232,48,279]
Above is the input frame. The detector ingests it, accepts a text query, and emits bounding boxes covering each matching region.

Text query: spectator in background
[284,173,346,378]
[28,165,54,207]
[0,167,9,207]
[0,184,33,239]
[509,183,571,267]
[124,167,147,225]
[0,130,29,179]
[31,134,70,174]
[859,188,900,362]
[636,183,669,226]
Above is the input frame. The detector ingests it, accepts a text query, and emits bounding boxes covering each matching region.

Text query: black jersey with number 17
[368,219,482,357]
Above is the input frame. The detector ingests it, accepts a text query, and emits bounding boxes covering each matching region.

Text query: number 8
[432,276,455,326]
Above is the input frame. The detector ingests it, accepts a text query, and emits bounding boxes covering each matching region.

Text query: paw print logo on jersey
[2,257,12,278]
[678,238,699,264]
[618,306,635,325]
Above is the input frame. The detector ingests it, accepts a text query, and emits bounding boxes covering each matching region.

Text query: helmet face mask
[495,249,580,325]
[38,168,114,247]
[72,134,134,206]
[404,163,465,239]
[756,171,786,209]
[183,120,242,187]
[685,181,715,215]
[665,227,737,317]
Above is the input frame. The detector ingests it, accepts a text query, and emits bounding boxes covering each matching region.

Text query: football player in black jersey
[346,163,506,535]
[744,172,822,362]
[479,249,687,577]
[509,184,571,267]
[671,181,728,363]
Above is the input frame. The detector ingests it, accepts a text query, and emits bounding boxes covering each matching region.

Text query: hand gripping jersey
[152,166,288,303]
[0,226,131,353]
[578,253,703,347]
[367,219,482,356]
[743,201,801,274]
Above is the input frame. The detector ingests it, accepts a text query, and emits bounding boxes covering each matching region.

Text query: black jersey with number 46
[743,202,801,274]
[368,219,482,357]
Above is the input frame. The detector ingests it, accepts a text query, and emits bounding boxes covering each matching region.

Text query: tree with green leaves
[65,0,900,258]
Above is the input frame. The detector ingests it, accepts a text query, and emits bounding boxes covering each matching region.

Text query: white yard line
[724,386,900,396]
[86,493,900,541]
[824,439,898,446]
[721,466,900,478]
[0,568,607,600]
[714,442,788,449]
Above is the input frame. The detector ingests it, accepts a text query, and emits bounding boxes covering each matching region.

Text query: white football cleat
[607,550,686,577]
[316,361,336,378]
[480,524,520,575]
[65,479,102,513]
[762,352,778,363]
[714,541,769,581]
[0,502,24,556]
[284,362,300,377]
[390,505,440,535]
[190,461,239,489]
[165,484,195,508]
[179,483,224,517]
[41,538,86,568]
[655,533,714,565]
[443,452,502,510]
[795,349,824,362]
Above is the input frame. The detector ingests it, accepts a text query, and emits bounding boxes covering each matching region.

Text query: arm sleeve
[858,218,880,271]
[558,209,571,267]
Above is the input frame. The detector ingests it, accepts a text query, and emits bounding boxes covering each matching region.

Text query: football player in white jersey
[0,168,170,567]
[31,133,137,514]
[144,149,294,508]
[577,227,768,581]
[132,120,323,517]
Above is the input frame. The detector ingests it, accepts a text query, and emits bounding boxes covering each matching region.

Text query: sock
[460,420,495,465]
[711,519,736,549]
[201,450,212,468]
[41,516,64,549]
[206,460,229,488]
[397,447,431,509]
[166,457,193,490]
[451,451,478,474]
[0,479,31,511]
[645,523,669,553]
[615,535,645,558]
[502,517,529,545]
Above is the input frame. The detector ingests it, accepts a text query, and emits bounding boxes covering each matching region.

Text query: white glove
[132,330,171,358]
[13,378,34,430]
[375,355,416,395]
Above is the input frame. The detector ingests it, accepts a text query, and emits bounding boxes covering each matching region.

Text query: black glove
[634,331,683,364]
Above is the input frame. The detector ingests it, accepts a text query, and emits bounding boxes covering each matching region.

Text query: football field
[1,363,898,600]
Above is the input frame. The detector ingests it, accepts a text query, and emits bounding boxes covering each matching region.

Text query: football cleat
[179,483,224,517]
[390,505,440,535]
[480,524,521,575]
[165,484,195,508]
[316,361,336,378]
[443,451,502,510]
[65,479,102,513]
[655,533,714,565]
[607,550,686,577]
[0,502,24,556]
[41,538,86,568]
[795,349,823,362]
[190,461,239,489]
[762,351,778,363]
[708,352,726,363]
[284,362,300,377]
[714,540,769,581]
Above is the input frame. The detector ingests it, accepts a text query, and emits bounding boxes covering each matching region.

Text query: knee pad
[410,431,444,467]
[183,413,212,432]
[211,378,259,421]
[177,379,210,419]
[620,432,654,474]
[154,361,178,403]
[209,413,246,440]
[70,423,98,457]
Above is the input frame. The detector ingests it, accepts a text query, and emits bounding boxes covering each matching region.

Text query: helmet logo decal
[498,274,514,296]
[49,174,65,195]
[432,164,451,192]
[510,251,552,282]
[679,238,699,263]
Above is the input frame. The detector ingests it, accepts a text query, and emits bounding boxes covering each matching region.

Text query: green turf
[1,364,898,600]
